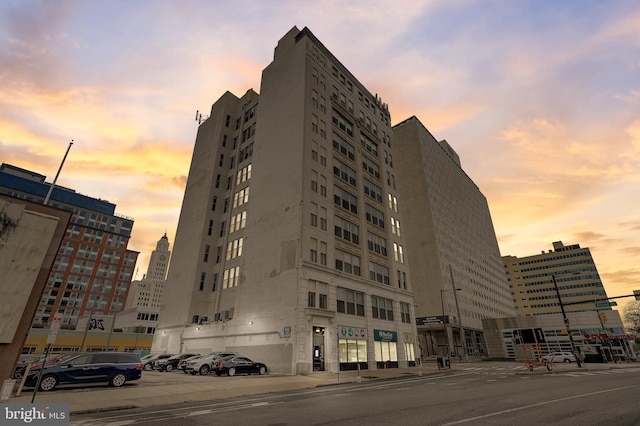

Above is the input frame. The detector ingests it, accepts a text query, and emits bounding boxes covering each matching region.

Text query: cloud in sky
[1,0,639,312]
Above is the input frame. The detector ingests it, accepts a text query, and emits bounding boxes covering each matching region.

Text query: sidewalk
[4,361,635,415]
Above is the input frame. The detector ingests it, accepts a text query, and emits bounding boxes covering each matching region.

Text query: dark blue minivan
[24,352,142,391]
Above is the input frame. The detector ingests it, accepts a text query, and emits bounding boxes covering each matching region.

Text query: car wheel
[110,372,127,387]
[39,375,58,392]
[13,368,24,379]
[563,359,571,363]
[183,370,189,374]
[528,366,533,372]
[228,367,236,377]
[199,365,210,375]
[258,366,267,375]
[165,364,174,372]
[143,363,153,371]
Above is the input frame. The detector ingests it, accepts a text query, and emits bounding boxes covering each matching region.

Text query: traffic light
[599,311,608,323]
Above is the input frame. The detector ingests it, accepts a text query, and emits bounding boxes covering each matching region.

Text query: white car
[184,352,239,375]
[542,351,576,363]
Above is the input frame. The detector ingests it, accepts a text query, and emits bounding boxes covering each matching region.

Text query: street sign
[634,290,640,301]
[595,301,617,308]
[47,313,62,344]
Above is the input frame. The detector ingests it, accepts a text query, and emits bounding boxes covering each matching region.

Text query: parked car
[20,352,82,377]
[185,352,239,375]
[12,355,44,379]
[141,353,175,371]
[154,353,201,372]
[178,355,203,373]
[23,352,142,391]
[214,356,268,376]
[542,351,576,363]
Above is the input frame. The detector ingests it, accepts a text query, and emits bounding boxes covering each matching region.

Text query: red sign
[583,333,636,340]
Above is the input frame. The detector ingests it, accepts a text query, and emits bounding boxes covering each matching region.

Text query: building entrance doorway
[313,326,325,371]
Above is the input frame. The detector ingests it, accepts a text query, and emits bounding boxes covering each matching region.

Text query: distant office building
[121,234,171,333]
[0,163,139,331]
[392,118,515,358]
[503,241,610,316]
[153,27,417,374]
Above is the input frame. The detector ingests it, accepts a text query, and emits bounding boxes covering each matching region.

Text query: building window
[308,292,316,308]
[360,133,378,157]
[211,196,217,211]
[233,187,250,208]
[333,159,357,186]
[230,211,247,233]
[365,204,385,229]
[337,287,365,316]
[222,266,240,289]
[335,249,361,277]
[335,216,359,244]
[388,194,398,212]
[363,179,383,203]
[367,232,387,256]
[199,273,206,291]
[334,187,358,214]
[226,238,244,260]
[391,217,401,236]
[393,243,404,263]
[204,245,210,262]
[333,133,355,161]
[362,155,380,179]
[372,296,393,320]
[369,262,390,285]
[400,302,411,324]
[332,110,353,136]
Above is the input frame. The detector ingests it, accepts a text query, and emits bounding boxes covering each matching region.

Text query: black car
[154,353,200,372]
[23,352,142,391]
[214,356,268,376]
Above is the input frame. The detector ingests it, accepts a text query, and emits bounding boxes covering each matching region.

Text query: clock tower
[147,233,171,280]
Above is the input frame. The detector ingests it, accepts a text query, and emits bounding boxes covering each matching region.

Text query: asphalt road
[71,366,640,426]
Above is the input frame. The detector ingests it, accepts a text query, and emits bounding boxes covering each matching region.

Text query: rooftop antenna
[44,140,73,205]
[195,110,208,125]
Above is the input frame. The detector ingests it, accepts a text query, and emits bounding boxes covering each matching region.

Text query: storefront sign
[416,316,446,325]
[583,333,636,340]
[338,326,367,339]
[374,329,397,342]
[404,333,414,343]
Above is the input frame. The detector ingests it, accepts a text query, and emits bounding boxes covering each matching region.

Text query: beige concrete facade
[503,241,611,316]
[0,196,71,382]
[154,27,417,375]
[392,117,515,359]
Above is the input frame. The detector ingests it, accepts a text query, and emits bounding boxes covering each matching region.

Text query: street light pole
[440,289,449,357]
[449,265,467,362]
[551,274,583,367]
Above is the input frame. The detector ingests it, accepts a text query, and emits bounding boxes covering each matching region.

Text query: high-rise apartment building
[392,118,515,358]
[0,163,138,330]
[153,27,417,374]
[503,241,610,316]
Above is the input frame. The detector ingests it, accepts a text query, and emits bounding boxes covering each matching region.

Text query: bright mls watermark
[2,404,69,425]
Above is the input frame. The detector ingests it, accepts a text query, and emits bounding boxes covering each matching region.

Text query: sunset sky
[2,1,639,316]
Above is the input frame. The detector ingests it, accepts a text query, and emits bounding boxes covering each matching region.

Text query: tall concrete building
[153,27,417,374]
[503,241,610,316]
[392,118,515,358]
[0,163,139,332]
[121,234,171,334]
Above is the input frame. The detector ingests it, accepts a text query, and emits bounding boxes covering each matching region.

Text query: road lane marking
[441,383,640,425]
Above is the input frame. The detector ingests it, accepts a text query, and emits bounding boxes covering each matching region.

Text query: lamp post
[551,273,583,367]
[441,287,463,358]
[440,289,449,357]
